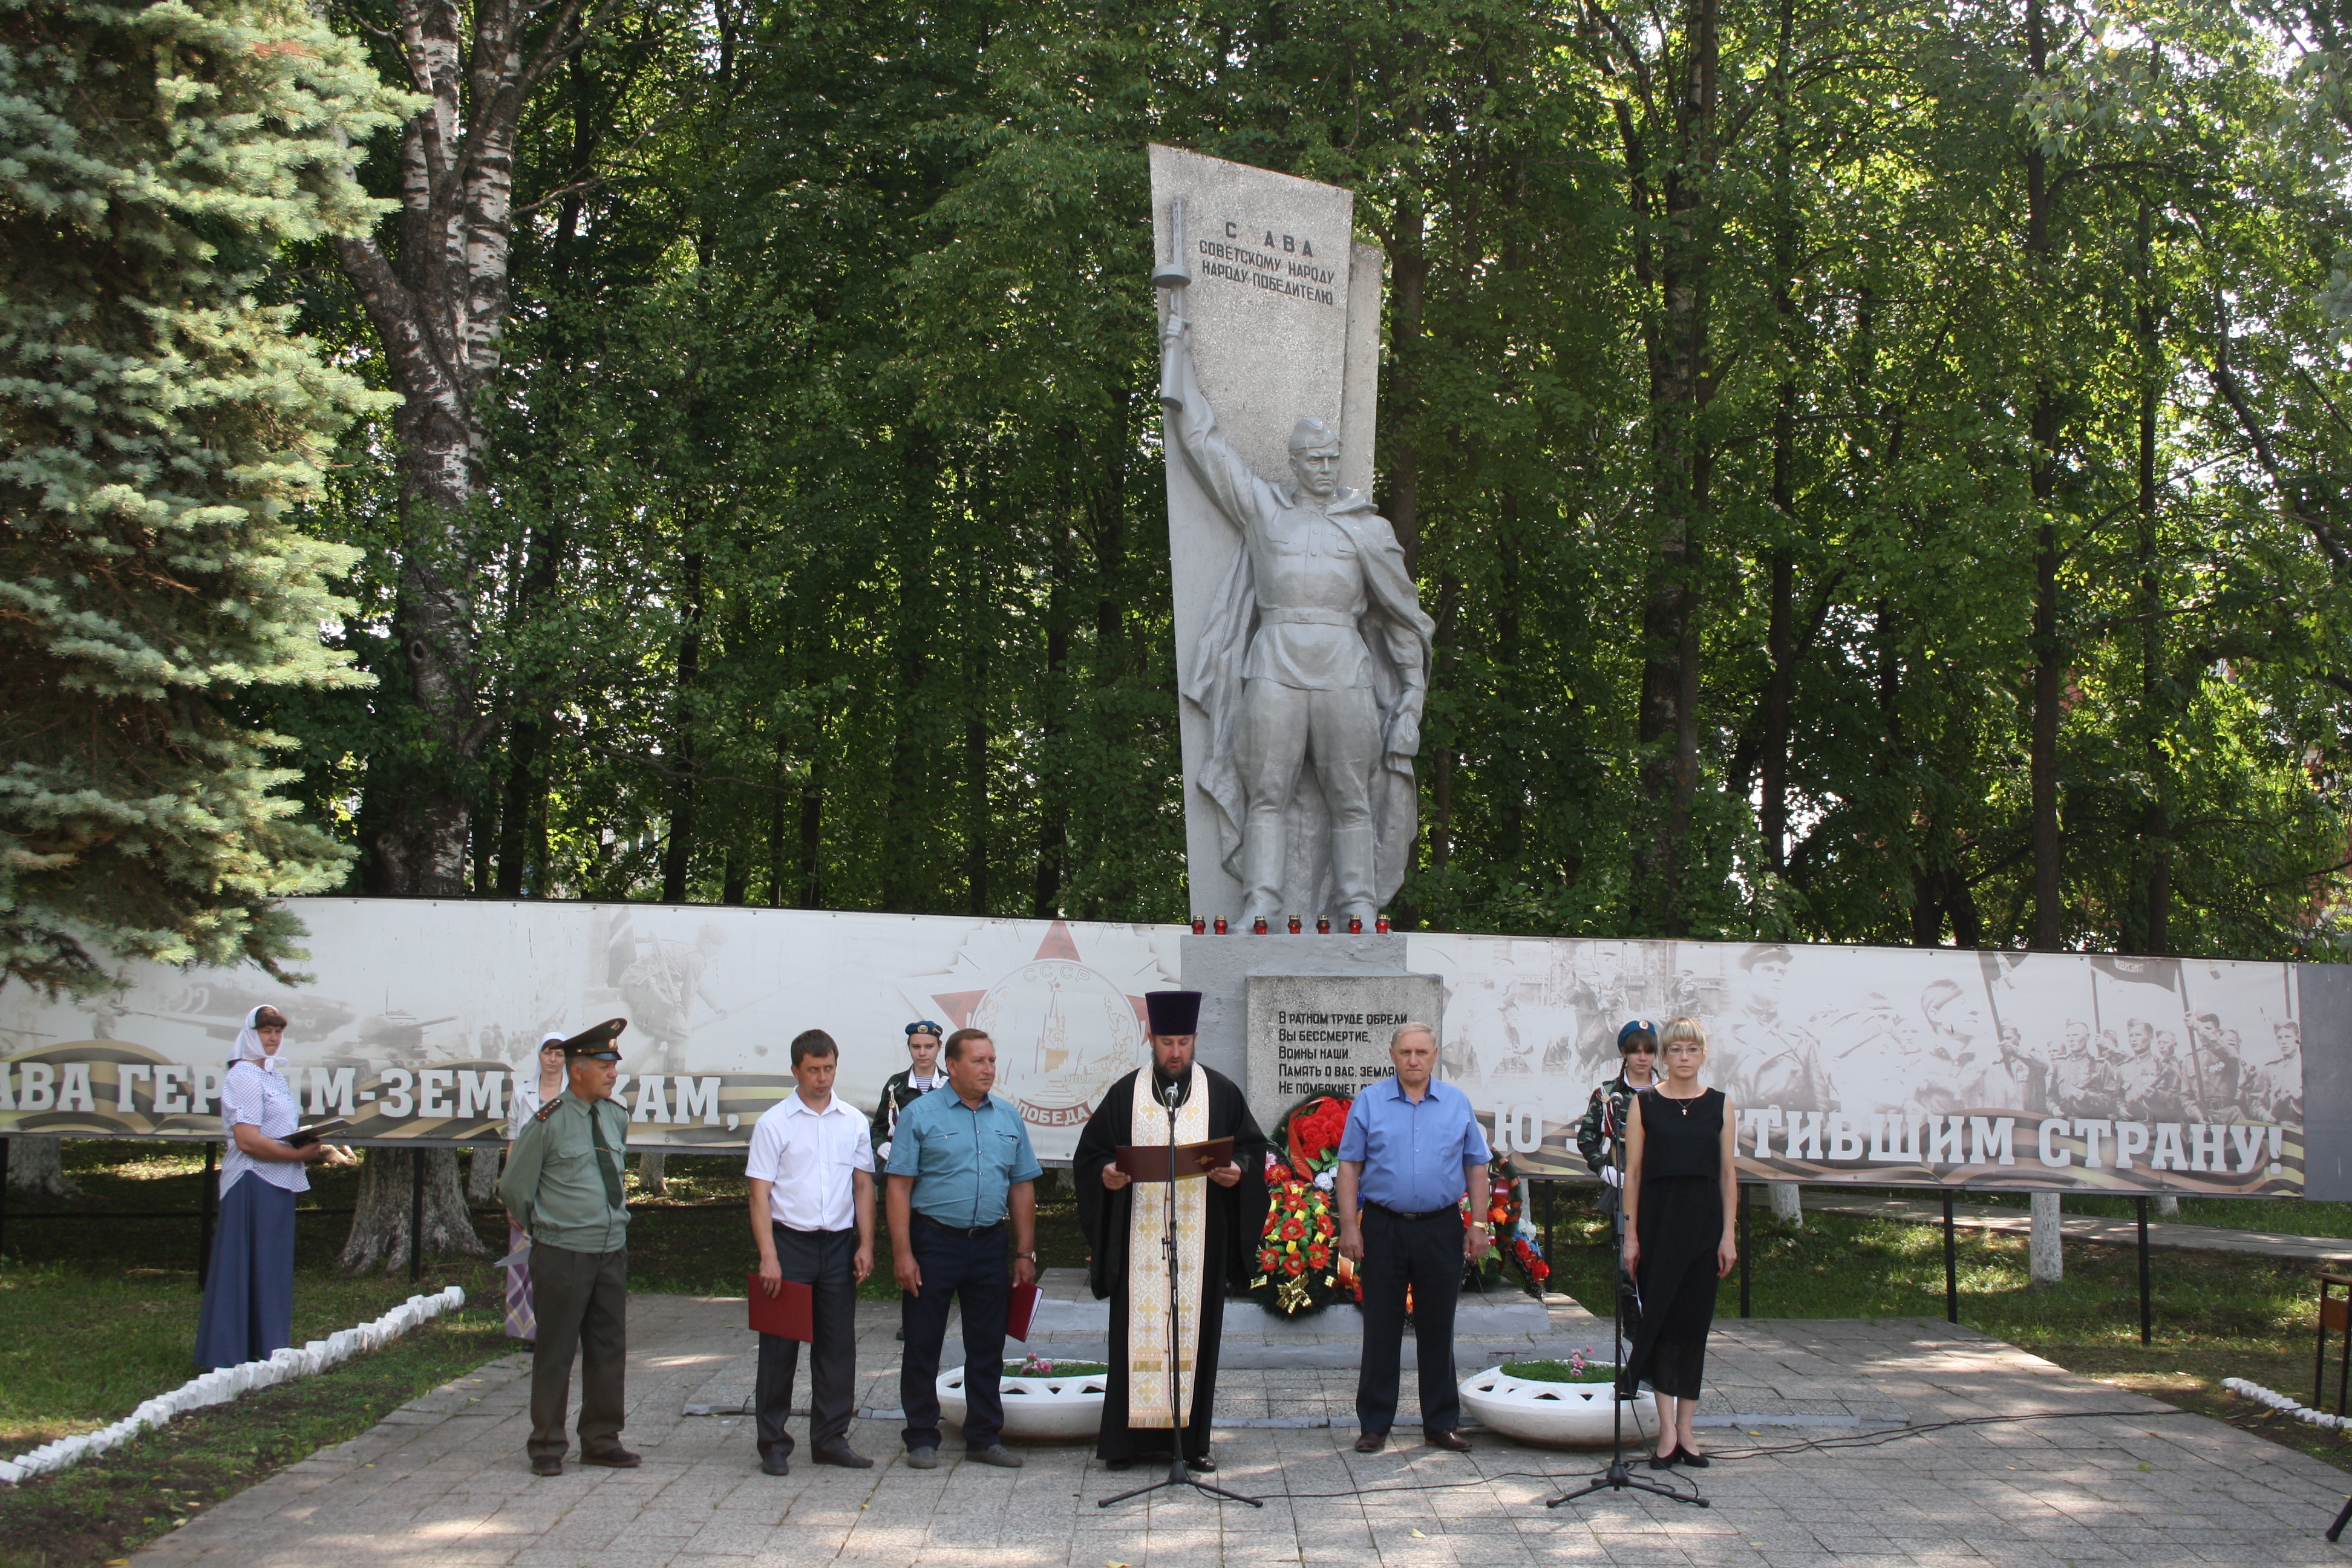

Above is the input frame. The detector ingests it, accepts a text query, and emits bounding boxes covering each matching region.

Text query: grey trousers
[755,1224,858,1459]
[529,1242,629,1460]
[1238,676,1380,919]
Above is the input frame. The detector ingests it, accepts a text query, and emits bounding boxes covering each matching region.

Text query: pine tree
[0,0,413,992]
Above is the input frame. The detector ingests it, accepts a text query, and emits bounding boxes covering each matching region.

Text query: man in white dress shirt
[747,1028,877,1475]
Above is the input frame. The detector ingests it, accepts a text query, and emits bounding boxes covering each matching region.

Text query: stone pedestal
[1181,933,1449,1128]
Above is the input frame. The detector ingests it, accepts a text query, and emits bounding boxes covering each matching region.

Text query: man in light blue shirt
[1336,1022,1491,1453]
[885,1028,1042,1469]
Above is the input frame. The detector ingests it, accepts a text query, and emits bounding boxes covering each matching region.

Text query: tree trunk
[6,1135,80,1198]
[636,1151,666,1195]
[2028,1190,2063,1285]
[797,757,824,909]
[2134,200,2171,956]
[339,1148,488,1273]
[1628,0,1719,937]
[1383,195,1427,573]
[466,1142,502,1204]
[662,550,705,904]
[1762,0,1797,878]
[333,1,608,894]
[2025,0,2066,953]
[1768,1181,1801,1227]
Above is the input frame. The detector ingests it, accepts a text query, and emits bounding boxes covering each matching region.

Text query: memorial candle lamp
[1192,916,1206,934]
[1252,916,1269,935]
[1317,918,1331,933]
[1288,915,1302,934]
[1376,915,1391,933]
[1215,916,1229,935]
[1348,918,1363,934]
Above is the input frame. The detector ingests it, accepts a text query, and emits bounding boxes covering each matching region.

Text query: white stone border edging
[0,1285,467,1486]
[2222,1375,2352,1431]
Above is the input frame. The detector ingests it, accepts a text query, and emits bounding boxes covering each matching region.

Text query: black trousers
[756,1224,859,1460]
[898,1216,1010,1452]
[1354,1205,1464,1437]
[529,1242,628,1460]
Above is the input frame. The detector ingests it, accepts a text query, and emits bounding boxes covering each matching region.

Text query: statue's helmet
[1288,416,1341,454]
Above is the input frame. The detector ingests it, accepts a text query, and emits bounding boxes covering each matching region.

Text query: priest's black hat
[1144,990,1203,1036]
[561,1018,629,1060]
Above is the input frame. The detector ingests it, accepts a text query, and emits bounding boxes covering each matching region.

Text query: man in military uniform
[501,1018,637,1477]
[870,1020,947,1163]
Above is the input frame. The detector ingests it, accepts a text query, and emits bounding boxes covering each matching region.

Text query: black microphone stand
[1099,1074,1261,1509]
[1548,1080,1706,1511]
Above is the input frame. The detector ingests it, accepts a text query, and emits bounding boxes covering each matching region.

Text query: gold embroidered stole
[1124,1063,1210,1428]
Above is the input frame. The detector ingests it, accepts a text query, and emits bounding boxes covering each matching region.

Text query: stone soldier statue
[1160,308,1435,928]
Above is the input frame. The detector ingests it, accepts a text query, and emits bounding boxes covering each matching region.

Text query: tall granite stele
[1149,146,1444,1120]
[1148,145,1434,936]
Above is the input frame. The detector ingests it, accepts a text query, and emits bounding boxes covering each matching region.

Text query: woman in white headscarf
[192,1005,341,1368]
[499,1031,570,1344]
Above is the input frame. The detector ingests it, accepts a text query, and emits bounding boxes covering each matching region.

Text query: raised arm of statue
[1159,313,1266,535]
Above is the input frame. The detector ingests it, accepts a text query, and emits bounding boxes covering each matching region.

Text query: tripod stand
[1547,1082,1707,1512]
[1099,1075,1261,1509]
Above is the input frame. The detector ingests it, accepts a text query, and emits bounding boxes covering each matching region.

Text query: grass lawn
[1539,1192,2352,1475]
[0,1142,1100,1568]
[1865,1186,2352,1238]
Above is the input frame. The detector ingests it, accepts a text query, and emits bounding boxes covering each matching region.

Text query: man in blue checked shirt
[884,1027,1042,1471]
[1336,1021,1492,1455]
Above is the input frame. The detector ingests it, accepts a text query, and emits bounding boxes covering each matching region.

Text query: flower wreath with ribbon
[1249,1094,1359,1316]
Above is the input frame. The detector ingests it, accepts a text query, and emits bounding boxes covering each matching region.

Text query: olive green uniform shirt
[501,1091,631,1253]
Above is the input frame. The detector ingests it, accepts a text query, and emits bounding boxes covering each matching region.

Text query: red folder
[1007,1281,1041,1342]
[746,1274,813,1341]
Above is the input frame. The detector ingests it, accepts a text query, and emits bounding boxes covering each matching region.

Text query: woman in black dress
[1619,1015,1739,1467]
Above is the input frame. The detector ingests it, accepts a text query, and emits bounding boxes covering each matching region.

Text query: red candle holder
[1348,917,1363,934]
[1214,916,1229,935]
[1191,915,1206,934]
[1375,915,1391,933]
[1287,915,1302,934]
[1316,917,1331,933]
[1252,916,1269,935]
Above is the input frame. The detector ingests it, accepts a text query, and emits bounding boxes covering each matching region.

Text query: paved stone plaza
[129,1291,2352,1568]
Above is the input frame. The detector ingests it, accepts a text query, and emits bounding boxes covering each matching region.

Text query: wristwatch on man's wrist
[1015,1250,1037,1259]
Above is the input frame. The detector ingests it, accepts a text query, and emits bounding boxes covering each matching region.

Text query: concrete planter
[1459,1365,1660,1449]
[936,1365,1106,1443]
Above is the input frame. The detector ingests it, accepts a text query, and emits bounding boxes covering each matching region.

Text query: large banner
[1417,935,2307,1195]
[0,901,1180,1160]
[0,900,2313,1190]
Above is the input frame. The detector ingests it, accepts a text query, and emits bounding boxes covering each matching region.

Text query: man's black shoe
[578,1447,641,1468]
[1425,1431,1472,1453]
[1353,1432,1385,1454]
[530,1455,563,1477]
[812,1442,874,1469]
[1103,1458,1135,1472]
[1184,1454,1217,1473]
[760,1454,789,1476]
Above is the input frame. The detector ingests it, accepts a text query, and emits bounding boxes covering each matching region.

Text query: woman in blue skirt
[192,1006,338,1368]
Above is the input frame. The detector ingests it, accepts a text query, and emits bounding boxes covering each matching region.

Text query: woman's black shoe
[1648,1448,1679,1469]
[1677,1448,1710,1468]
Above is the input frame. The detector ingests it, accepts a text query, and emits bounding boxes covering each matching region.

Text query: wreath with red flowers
[1250,1095,1359,1316]
[1465,1152,1552,1294]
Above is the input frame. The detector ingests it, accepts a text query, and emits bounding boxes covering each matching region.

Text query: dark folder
[746,1275,813,1341]
[283,1118,351,1149]
[1007,1281,1041,1342]
[1113,1135,1235,1183]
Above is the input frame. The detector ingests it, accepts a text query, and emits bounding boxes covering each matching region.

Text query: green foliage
[0,0,412,992]
[259,0,2352,962]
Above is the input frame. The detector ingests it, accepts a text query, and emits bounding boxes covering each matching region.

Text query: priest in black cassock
[1074,989,1270,1472]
